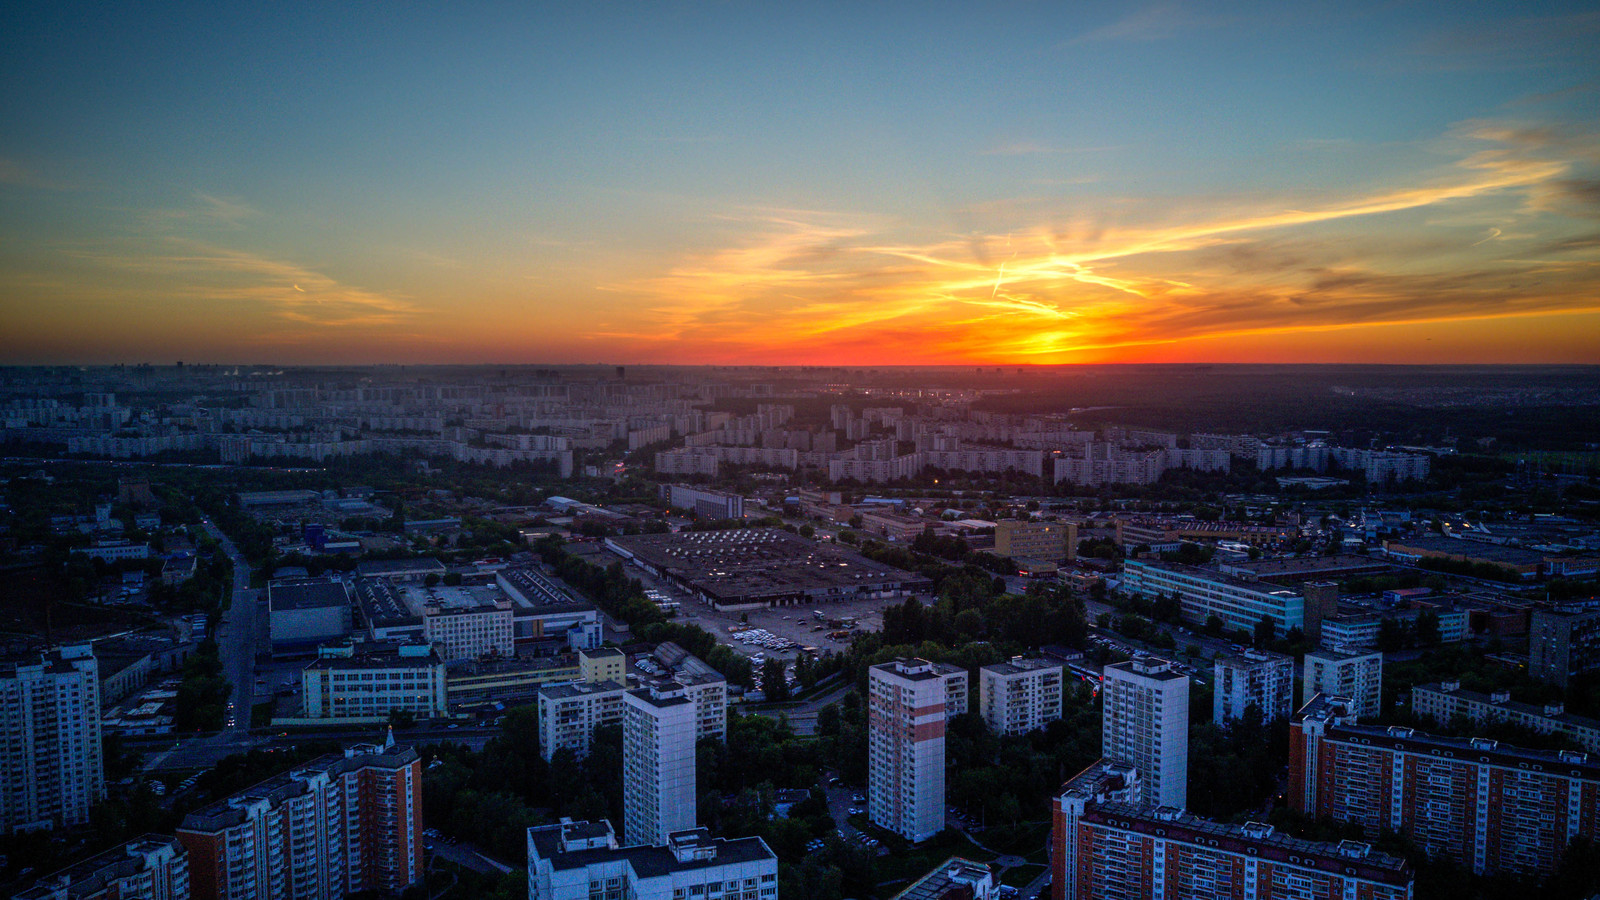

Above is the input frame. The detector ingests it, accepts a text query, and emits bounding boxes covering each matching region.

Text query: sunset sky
[2,2,1597,366]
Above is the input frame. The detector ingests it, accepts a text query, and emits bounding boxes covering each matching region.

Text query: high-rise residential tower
[1101,657,1189,809]
[622,684,697,847]
[867,658,969,842]
[1,644,104,834]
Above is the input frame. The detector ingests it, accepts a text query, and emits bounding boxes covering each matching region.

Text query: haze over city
[3,1,1599,366]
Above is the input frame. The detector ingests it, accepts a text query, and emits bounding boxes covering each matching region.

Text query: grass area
[1000,864,1047,888]
[250,701,275,728]
[979,821,1050,857]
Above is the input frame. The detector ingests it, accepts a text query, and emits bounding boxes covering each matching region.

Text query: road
[199,516,256,735]
[748,677,852,735]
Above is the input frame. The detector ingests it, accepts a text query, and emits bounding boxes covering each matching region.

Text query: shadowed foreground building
[176,739,422,900]
[16,835,190,900]
[527,820,777,900]
[1,643,104,834]
[1290,693,1600,879]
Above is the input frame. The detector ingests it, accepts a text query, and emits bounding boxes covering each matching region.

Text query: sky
[1,1,1598,366]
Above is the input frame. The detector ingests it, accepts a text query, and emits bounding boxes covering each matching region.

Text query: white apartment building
[1,644,104,834]
[1302,649,1383,720]
[539,680,627,761]
[1212,649,1295,724]
[423,600,515,662]
[301,641,449,721]
[527,821,777,900]
[867,658,969,843]
[1102,657,1189,810]
[979,657,1064,736]
[623,685,698,847]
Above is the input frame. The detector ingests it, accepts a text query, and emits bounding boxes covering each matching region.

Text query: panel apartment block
[623,685,698,847]
[1,644,104,834]
[1101,657,1189,809]
[177,741,423,900]
[1301,649,1382,720]
[17,834,190,900]
[1213,649,1295,724]
[1529,604,1600,688]
[979,657,1064,736]
[1411,681,1600,752]
[868,659,969,843]
[1290,694,1600,879]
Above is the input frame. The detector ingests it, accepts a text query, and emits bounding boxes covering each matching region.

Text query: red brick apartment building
[1052,760,1413,900]
[1291,694,1600,879]
[176,740,422,900]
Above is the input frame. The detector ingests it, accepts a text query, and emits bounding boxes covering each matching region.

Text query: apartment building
[1,644,104,834]
[1119,559,1305,637]
[177,740,423,900]
[868,659,969,843]
[301,641,449,722]
[1059,802,1413,900]
[992,520,1074,561]
[527,820,777,900]
[1290,694,1600,878]
[623,685,698,847]
[16,834,189,900]
[978,657,1064,736]
[1101,657,1189,809]
[1050,760,1142,900]
[1528,604,1600,688]
[1412,681,1600,753]
[539,680,627,761]
[1213,649,1295,724]
[1301,649,1383,720]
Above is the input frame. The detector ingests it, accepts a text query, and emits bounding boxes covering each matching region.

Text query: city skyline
[2,2,1599,366]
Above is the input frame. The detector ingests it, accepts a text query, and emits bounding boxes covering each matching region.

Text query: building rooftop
[268,577,350,612]
[179,744,419,833]
[540,678,627,701]
[1124,558,1302,599]
[304,641,440,671]
[607,528,929,605]
[1085,802,1412,887]
[355,557,447,579]
[351,578,423,630]
[497,567,594,613]
[981,656,1062,677]
[1298,693,1598,778]
[1106,657,1188,681]
[1413,681,1600,731]
[892,857,992,900]
[528,822,775,879]
[15,835,184,900]
[1218,555,1388,581]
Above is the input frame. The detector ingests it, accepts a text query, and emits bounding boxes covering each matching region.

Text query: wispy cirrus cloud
[1065,3,1212,45]
[599,119,1600,363]
[70,238,418,330]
